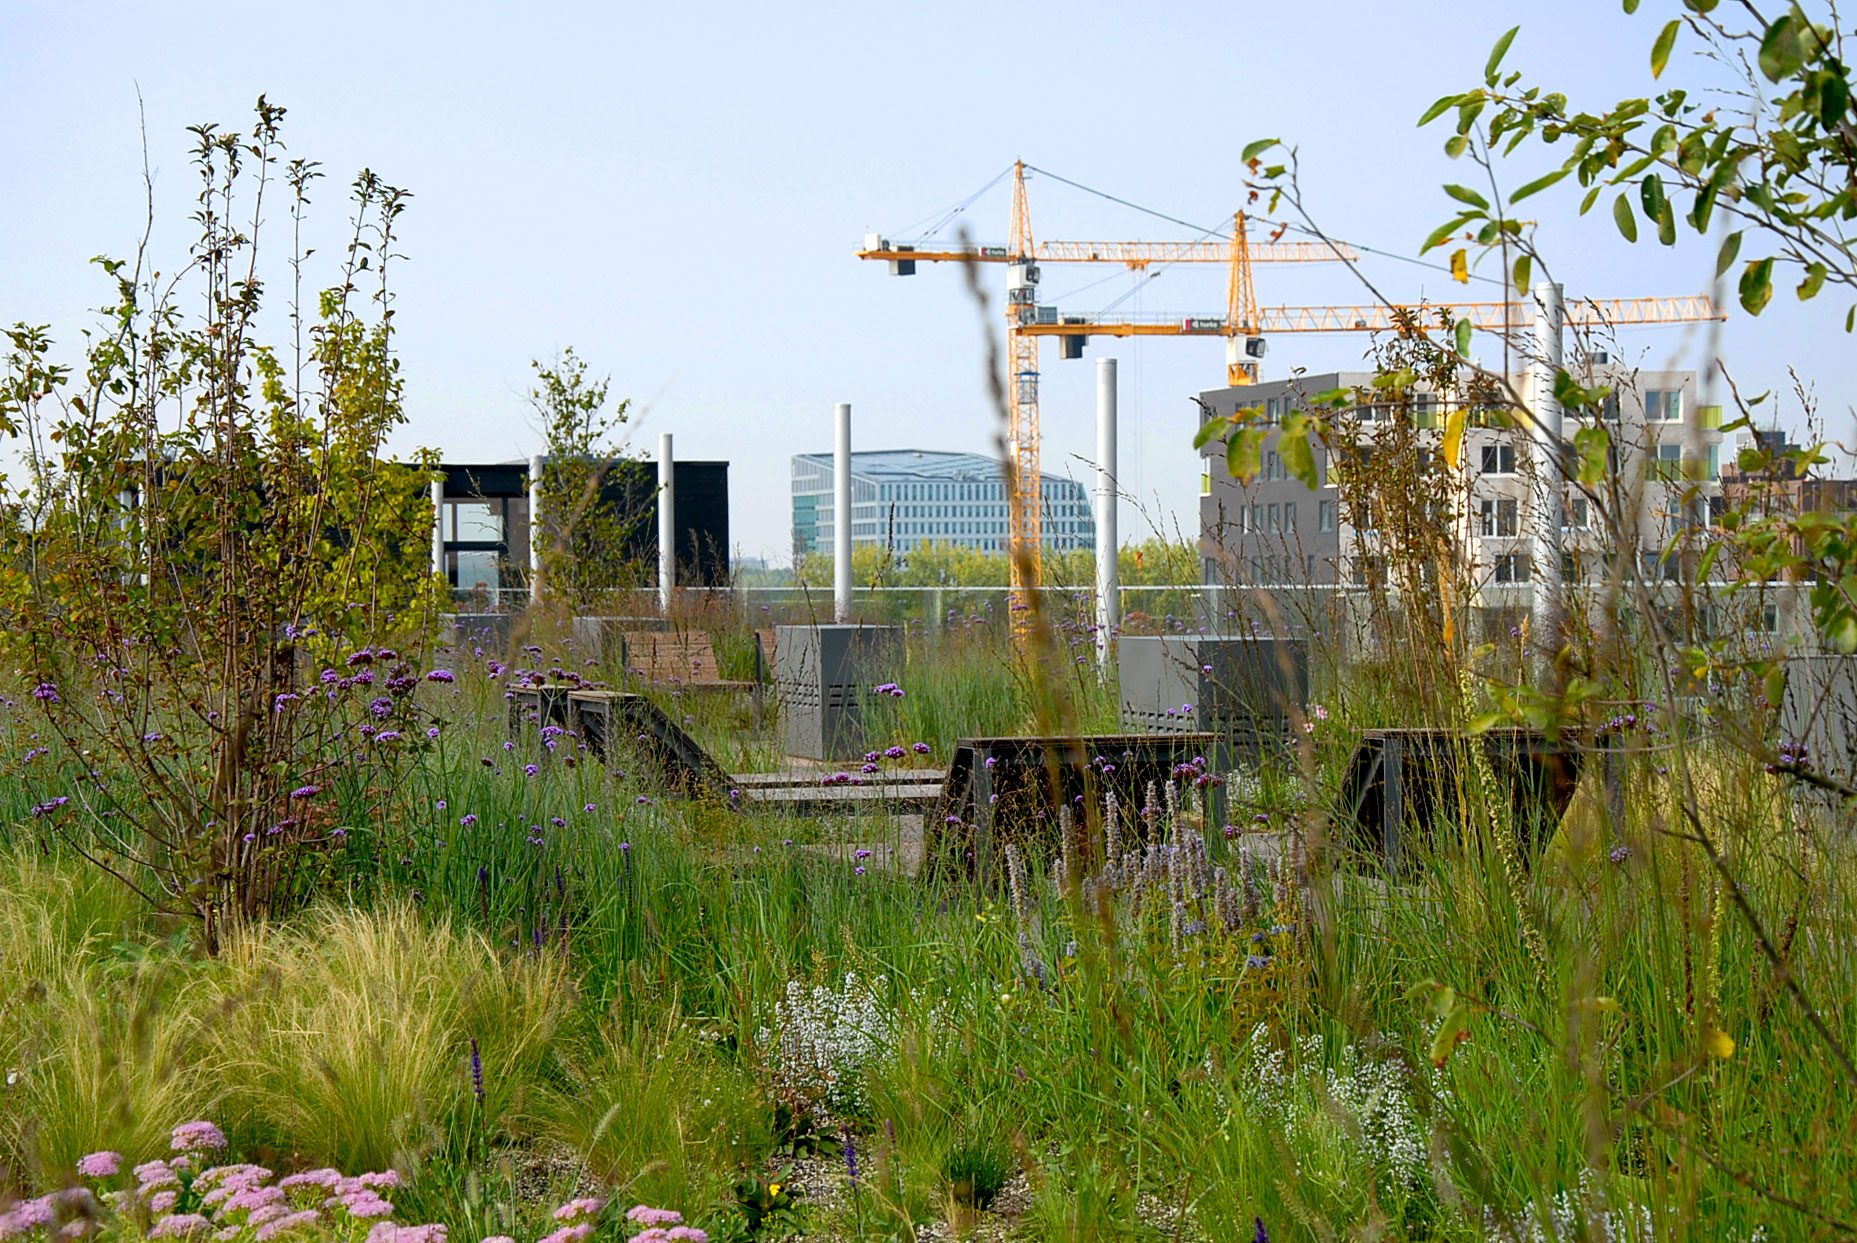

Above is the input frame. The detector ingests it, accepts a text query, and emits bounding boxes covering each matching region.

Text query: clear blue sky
[5,1,1847,565]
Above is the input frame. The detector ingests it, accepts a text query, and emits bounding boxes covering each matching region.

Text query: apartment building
[1197,368,1724,590]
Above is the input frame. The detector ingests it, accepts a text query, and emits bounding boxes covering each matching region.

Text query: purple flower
[150,1214,213,1239]
[426,669,456,683]
[76,1151,123,1178]
[374,731,404,743]
[369,697,395,719]
[619,842,632,852]
[427,727,441,739]
[884,745,906,759]
[854,866,867,876]
[460,813,479,827]
[584,803,597,813]
[1254,1218,1270,1243]
[1609,845,1632,864]
[290,785,321,801]
[170,1121,227,1153]
[627,1207,683,1227]
[551,1199,606,1223]
[32,682,60,703]
[635,796,652,805]
[912,742,931,754]
[347,650,375,667]
[855,849,873,859]
[469,1036,485,1103]
[525,764,539,777]
[844,1128,859,1183]
[30,796,69,817]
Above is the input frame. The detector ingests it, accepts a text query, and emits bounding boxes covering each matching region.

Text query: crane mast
[1005,162,1042,612]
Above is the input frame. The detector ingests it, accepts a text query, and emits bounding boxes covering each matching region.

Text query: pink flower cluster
[0,1126,445,1243]
[621,1205,706,1243]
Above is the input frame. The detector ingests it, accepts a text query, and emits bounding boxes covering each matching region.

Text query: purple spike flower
[470,1037,485,1103]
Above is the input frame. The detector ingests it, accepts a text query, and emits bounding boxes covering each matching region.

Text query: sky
[5,0,1851,566]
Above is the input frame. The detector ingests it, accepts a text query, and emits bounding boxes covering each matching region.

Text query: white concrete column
[430,477,446,583]
[528,453,544,604]
[1095,358,1120,665]
[658,433,675,614]
[834,402,853,623]
[1528,282,1565,680]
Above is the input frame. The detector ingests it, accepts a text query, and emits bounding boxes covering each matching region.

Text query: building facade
[790,450,1094,563]
[1197,368,1724,591]
[439,458,729,604]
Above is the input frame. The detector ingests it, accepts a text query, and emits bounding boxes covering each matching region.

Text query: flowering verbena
[0,1121,443,1243]
[755,973,899,1126]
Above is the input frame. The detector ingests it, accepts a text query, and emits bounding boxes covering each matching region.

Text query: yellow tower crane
[859,164,1724,614]
[858,162,1356,609]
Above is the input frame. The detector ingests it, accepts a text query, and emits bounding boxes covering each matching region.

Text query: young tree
[529,349,643,608]
[0,99,441,952]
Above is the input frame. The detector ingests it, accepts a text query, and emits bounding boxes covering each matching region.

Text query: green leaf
[1419,94,1463,127]
[1226,428,1263,481]
[1513,254,1533,295]
[1575,425,1611,486]
[1455,317,1473,358]
[1510,167,1570,204]
[1444,183,1491,210]
[1241,138,1279,163]
[1623,0,1639,12]
[1486,26,1520,84]
[1192,415,1230,450]
[1740,256,1775,315]
[1430,1000,1472,1067]
[1798,262,1828,300]
[1716,231,1743,278]
[1445,134,1470,159]
[1613,194,1639,242]
[1657,201,1678,246]
[1640,173,1667,221]
[1651,19,1680,78]
[1759,14,1808,84]
[1280,423,1318,489]
[1420,213,1472,254]
[1764,665,1787,710]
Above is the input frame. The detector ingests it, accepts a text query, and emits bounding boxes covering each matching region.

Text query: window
[1565,497,1590,530]
[1265,450,1281,481]
[1478,498,1517,537]
[1412,393,1439,429]
[1250,503,1263,533]
[1265,397,1279,421]
[1655,443,1683,481]
[1267,503,1281,533]
[1481,444,1517,475]
[1646,389,1682,422]
[1494,553,1530,583]
[1318,500,1336,532]
[1707,444,1721,481]
[450,501,501,542]
[1200,472,1212,496]
[1284,501,1297,531]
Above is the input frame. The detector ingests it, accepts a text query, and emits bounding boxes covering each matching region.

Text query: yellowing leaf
[1449,248,1470,284]
[1704,1027,1735,1059]
[1442,408,1468,469]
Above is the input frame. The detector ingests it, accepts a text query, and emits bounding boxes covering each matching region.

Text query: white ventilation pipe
[1095,358,1119,666]
[659,433,675,613]
[1528,281,1565,679]
[834,403,853,623]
